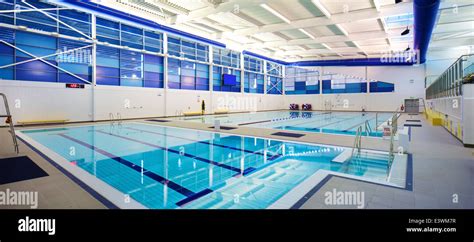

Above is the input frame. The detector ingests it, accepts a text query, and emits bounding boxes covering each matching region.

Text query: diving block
[183,111,202,116]
[332,149,352,163]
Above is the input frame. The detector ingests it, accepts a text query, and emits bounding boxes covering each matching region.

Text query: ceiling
[93,0,474,61]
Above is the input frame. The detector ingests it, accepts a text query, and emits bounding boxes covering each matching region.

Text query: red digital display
[65,83,85,89]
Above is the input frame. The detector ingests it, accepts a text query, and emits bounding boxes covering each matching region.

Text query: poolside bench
[183,111,202,116]
[17,119,69,126]
[214,109,229,114]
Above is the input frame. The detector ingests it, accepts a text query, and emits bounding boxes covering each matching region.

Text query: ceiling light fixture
[336,24,349,36]
[405,45,411,51]
[395,0,403,3]
[311,0,331,18]
[260,4,291,24]
[299,28,315,39]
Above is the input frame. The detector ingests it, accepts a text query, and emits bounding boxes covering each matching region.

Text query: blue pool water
[21,122,394,209]
[172,111,392,137]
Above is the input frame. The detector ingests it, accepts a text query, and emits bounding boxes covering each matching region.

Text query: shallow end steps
[332,149,352,163]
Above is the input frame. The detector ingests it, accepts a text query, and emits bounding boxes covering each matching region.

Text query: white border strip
[16,131,147,209]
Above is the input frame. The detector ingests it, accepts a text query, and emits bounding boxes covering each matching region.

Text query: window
[244,72,264,94]
[213,67,240,92]
[244,55,263,73]
[284,67,319,95]
[168,57,209,90]
[213,47,240,68]
[167,36,209,62]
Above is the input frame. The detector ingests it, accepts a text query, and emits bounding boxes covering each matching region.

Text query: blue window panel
[97,66,120,77]
[16,69,57,83]
[15,57,57,72]
[181,68,195,77]
[144,80,163,88]
[16,31,57,49]
[121,78,143,87]
[97,36,120,45]
[306,89,319,94]
[168,75,180,85]
[121,24,142,35]
[0,27,15,43]
[144,54,163,64]
[97,17,120,29]
[0,68,13,80]
[58,73,90,84]
[97,56,119,68]
[196,85,209,91]
[59,13,91,37]
[144,71,162,81]
[231,86,240,92]
[306,84,318,90]
[59,63,90,75]
[181,76,195,85]
[195,77,208,85]
[214,86,221,91]
[121,70,142,79]
[15,18,57,33]
[168,81,180,89]
[0,15,14,25]
[221,86,231,92]
[0,54,13,65]
[97,76,119,86]
[15,45,57,60]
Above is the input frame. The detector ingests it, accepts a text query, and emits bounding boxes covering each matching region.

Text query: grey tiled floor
[301,117,474,209]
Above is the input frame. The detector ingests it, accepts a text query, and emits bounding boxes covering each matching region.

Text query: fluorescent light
[260,4,291,24]
[373,0,381,12]
[311,0,331,18]
[322,43,332,50]
[336,24,349,36]
[186,22,215,33]
[299,28,315,39]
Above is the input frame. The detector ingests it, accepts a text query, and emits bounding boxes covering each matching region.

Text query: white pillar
[163,33,168,116]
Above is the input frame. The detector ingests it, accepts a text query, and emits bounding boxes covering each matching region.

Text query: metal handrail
[387,110,400,171]
[351,126,363,160]
[364,120,372,136]
[0,93,19,154]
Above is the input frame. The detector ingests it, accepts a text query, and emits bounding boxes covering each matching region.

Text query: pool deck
[0,113,472,209]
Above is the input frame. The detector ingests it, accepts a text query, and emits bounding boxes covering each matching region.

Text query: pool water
[21,122,395,209]
[171,111,393,137]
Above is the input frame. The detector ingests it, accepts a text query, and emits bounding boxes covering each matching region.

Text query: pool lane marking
[342,116,377,132]
[279,111,333,125]
[57,133,196,198]
[311,114,360,129]
[125,127,268,157]
[95,130,245,174]
[238,119,272,126]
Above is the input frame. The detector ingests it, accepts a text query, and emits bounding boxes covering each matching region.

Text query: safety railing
[351,126,363,160]
[0,93,19,154]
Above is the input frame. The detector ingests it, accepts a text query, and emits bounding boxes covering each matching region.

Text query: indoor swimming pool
[17,122,405,209]
[172,111,393,137]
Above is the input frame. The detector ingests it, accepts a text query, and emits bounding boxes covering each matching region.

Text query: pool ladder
[0,93,19,154]
[364,120,372,136]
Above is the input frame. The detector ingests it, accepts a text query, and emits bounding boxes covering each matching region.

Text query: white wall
[0,80,287,124]
[284,65,426,112]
